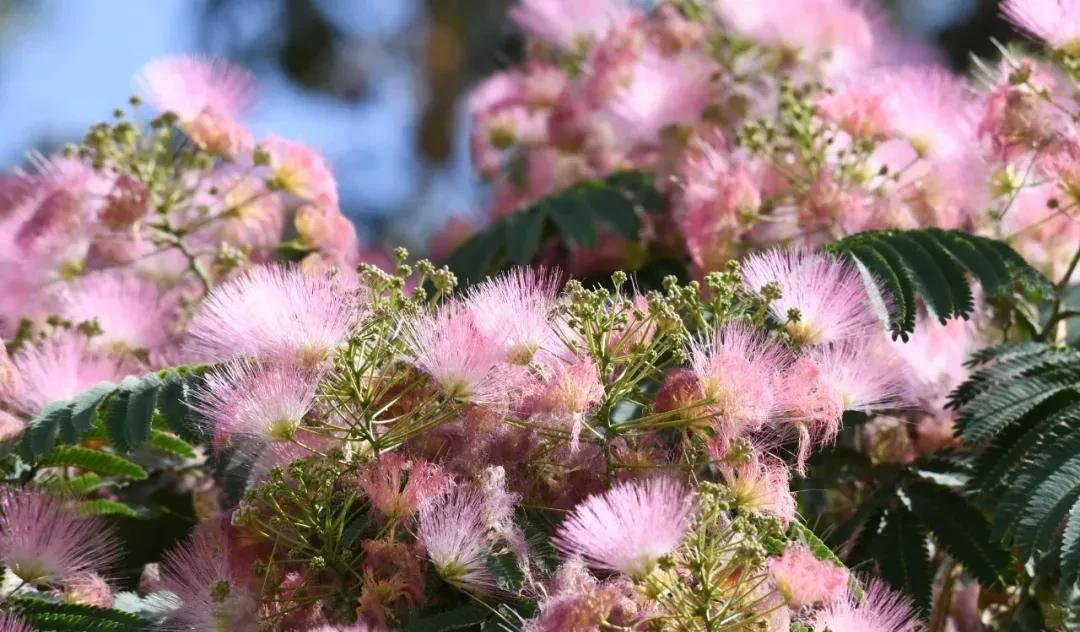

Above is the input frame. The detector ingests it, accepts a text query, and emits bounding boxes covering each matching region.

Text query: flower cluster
[452,0,1080,286]
[3,0,1080,630]
[0,54,388,441]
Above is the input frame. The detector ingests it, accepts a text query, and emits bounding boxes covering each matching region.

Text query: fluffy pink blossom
[804,338,908,412]
[159,519,260,632]
[0,488,119,584]
[689,323,787,434]
[405,301,525,405]
[54,271,177,353]
[552,478,696,576]
[878,66,979,161]
[978,58,1070,159]
[1002,172,1080,283]
[509,0,632,49]
[675,139,762,272]
[1002,0,1080,51]
[778,356,846,472]
[260,136,339,209]
[715,452,797,523]
[194,361,318,444]
[521,357,605,450]
[892,315,972,411]
[417,485,495,592]
[0,341,20,402]
[359,453,450,521]
[294,204,359,266]
[715,0,878,75]
[137,56,255,157]
[603,49,715,146]
[742,249,882,346]
[62,572,115,608]
[185,264,360,365]
[10,331,135,415]
[99,172,150,230]
[524,558,641,631]
[812,578,923,632]
[0,411,24,442]
[463,267,561,364]
[0,613,31,632]
[193,169,285,254]
[769,546,848,609]
[816,84,891,141]
[524,357,604,416]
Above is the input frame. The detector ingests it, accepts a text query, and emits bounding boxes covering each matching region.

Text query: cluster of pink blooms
[0,247,926,629]
[450,0,1080,283]
[6,0,1080,629]
[0,55,395,443]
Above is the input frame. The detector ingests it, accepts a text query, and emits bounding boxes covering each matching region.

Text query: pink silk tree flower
[0,411,24,442]
[260,136,340,210]
[778,356,846,473]
[417,485,496,593]
[62,571,116,608]
[816,83,892,141]
[0,341,21,402]
[136,56,256,158]
[405,301,525,405]
[194,361,318,445]
[10,331,135,416]
[185,264,360,366]
[159,519,261,632]
[509,0,632,49]
[811,578,924,632]
[54,271,178,354]
[1002,0,1080,52]
[689,323,788,435]
[804,337,909,413]
[603,48,716,147]
[0,488,119,584]
[768,546,848,609]
[359,452,451,522]
[463,267,561,365]
[674,139,763,273]
[714,0,878,76]
[715,451,797,524]
[294,204,359,266]
[878,66,979,161]
[552,478,696,576]
[192,169,286,254]
[741,249,882,346]
[0,612,31,632]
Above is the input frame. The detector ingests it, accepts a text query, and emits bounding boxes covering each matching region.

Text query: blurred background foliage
[0,0,1018,251]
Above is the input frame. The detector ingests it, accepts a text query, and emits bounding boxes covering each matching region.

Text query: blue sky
[0,0,478,246]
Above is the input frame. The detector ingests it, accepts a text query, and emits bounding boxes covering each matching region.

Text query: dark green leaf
[404,603,491,632]
[874,508,932,613]
[21,401,70,460]
[503,205,547,265]
[146,430,197,459]
[124,374,161,449]
[37,445,147,480]
[103,379,136,453]
[487,552,525,591]
[64,382,116,442]
[73,499,140,518]
[907,481,1014,587]
[1060,496,1080,585]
